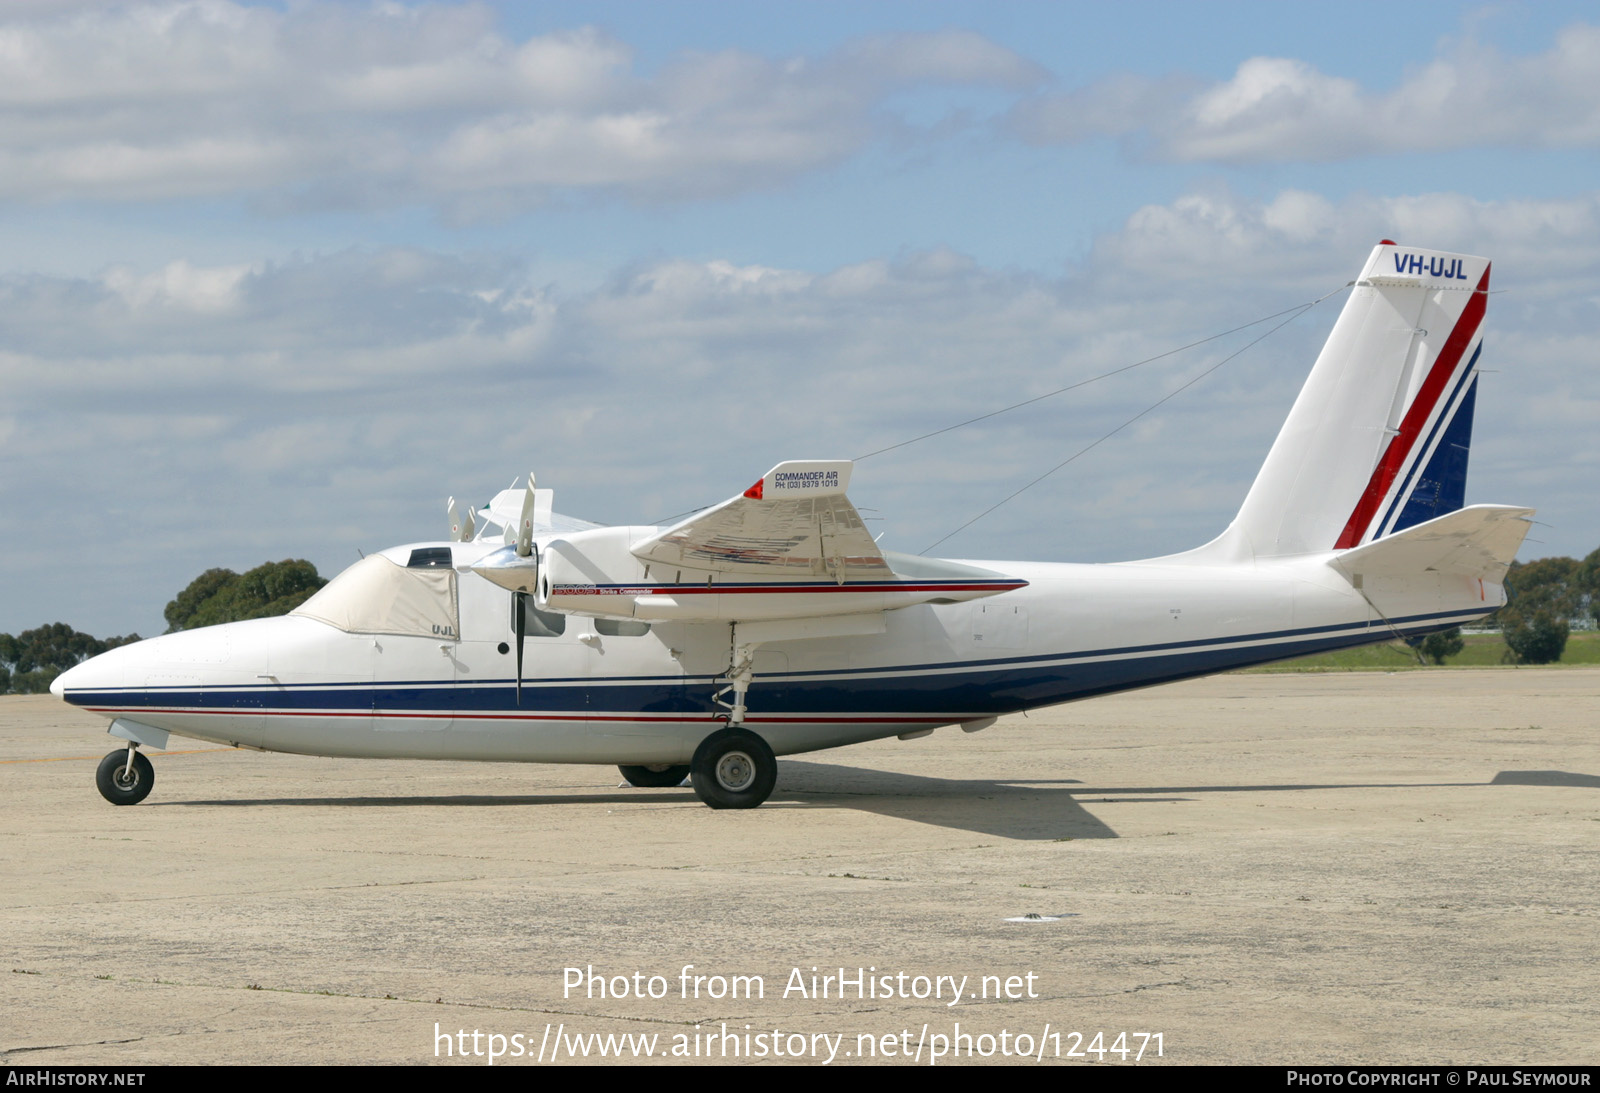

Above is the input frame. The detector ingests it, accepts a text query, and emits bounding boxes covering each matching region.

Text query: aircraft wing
[631,460,892,579]
[474,460,1028,622]
[1328,504,1535,583]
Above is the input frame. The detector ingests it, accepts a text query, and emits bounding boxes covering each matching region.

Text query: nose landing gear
[96,746,155,806]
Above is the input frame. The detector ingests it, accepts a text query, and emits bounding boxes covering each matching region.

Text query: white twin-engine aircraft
[56,243,1532,810]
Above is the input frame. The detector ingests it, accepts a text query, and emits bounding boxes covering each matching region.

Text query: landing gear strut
[712,641,758,726]
[96,746,154,806]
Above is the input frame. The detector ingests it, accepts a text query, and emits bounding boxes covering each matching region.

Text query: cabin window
[595,618,651,637]
[292,554,460,639]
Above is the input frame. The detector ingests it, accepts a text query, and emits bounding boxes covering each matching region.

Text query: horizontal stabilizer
[1327,504,1534,584]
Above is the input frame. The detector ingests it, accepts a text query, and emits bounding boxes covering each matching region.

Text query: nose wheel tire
[690,728,777,810]
[96,749,154,806]
[618,763,691,788]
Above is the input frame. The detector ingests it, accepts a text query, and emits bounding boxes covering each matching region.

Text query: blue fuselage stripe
[65,608,1477,720]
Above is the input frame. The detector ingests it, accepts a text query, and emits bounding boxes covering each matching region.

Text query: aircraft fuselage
[55,536,1496,766]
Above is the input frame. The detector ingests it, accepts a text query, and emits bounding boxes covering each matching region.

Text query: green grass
[1450,633,1515,667]
[1553,630,1600,664]
[1247,629,1600,672]
[1251,643,1423,672]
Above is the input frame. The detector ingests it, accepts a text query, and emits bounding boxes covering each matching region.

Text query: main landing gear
[618,628,782,808]
[96,745,154,806]
[618,728,778,808]
[680,627,778,808]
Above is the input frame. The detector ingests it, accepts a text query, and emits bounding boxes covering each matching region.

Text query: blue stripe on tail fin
[1390,377,1476,534]
[1382,347,1479,537]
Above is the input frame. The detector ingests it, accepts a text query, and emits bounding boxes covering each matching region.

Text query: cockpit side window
[407,547,454,568]
[595,619,651,637]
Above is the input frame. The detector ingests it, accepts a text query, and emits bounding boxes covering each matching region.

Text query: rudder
[1215,242,1490,559]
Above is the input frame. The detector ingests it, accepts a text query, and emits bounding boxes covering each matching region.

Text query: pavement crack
[3,1037,144,1055]
[1123,979,1186,993]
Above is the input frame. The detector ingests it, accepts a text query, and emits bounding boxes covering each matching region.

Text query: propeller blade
[517,472,536,557]
[447,497,475,542]
[513,591,526,706]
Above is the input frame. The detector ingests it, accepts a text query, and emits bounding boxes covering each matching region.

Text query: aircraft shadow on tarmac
[153,763,1599,842]
[1488,770,1600,788]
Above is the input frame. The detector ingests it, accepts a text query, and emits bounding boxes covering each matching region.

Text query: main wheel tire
[690,728,777,810]
[96,749,154,806]
[618,763,691,788]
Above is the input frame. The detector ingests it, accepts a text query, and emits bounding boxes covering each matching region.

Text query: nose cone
[52,640,157,707]
[53,617,300,706]
[51,619,296,755]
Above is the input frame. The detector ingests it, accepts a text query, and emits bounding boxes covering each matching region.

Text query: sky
[4,0,1598,638]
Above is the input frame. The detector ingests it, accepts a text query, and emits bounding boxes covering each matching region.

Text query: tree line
[3,547,1598,693]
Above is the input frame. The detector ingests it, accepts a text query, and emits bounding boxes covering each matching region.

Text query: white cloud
[102,259,252,312]
[1092,188,1600,288]
[1013,23,1600,162]
[0,3,1038,208]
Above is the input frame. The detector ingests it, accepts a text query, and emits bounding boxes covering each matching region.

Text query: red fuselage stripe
[550,581,1027,596]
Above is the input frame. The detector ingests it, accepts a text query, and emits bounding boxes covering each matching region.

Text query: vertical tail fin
[1215,242,1490,560]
